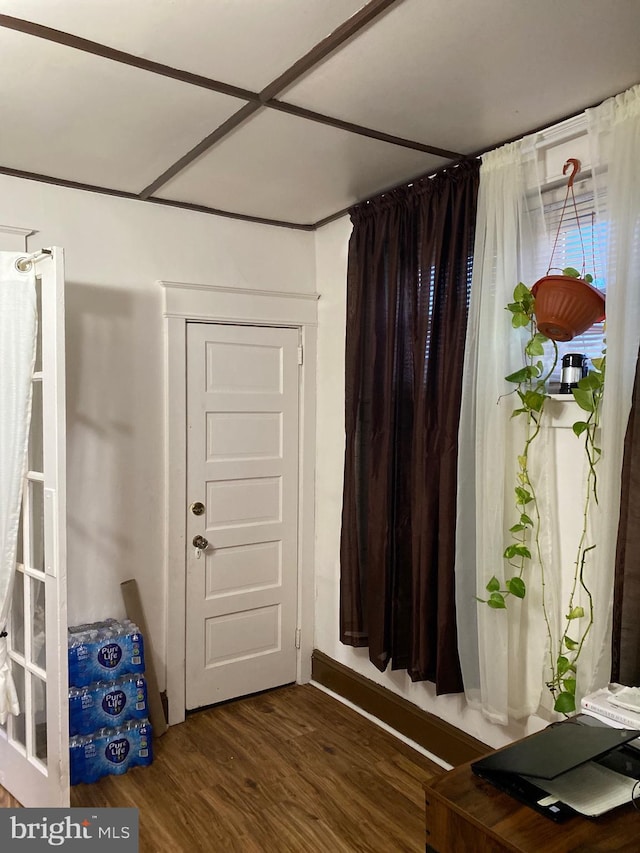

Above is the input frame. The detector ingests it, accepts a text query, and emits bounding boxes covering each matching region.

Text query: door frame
[159,280,318,725]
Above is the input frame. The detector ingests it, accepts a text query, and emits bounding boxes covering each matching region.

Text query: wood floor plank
[71,684,440,851]
[374,753,436,808]
[0,786,20,807]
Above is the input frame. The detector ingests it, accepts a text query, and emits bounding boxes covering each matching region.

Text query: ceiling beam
[266,99,462,160]
[146,195,314,230]
[0,164,314,230]
[139,102,262,199]
[258,0,402,102]
[0,13,256,103]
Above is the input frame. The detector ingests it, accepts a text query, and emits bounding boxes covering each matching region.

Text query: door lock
[190,501,205,516]
[192,535,209,550]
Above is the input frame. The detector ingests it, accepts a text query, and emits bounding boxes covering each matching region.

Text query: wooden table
[424,758,640,852]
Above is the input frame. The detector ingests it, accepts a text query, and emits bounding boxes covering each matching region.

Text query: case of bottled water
[69,674,148,736]
[68,618,145,687]
[69,719,153,785]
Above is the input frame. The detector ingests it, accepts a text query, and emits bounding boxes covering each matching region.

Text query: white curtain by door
[456,84,640,724]
[0,254,37,724]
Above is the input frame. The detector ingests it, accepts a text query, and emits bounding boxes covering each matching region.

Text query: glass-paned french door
[0,248,68,806]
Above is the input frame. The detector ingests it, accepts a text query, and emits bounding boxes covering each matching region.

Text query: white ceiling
[0,0,638,228]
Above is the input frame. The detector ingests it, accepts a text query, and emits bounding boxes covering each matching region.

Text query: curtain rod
[15,248,52,273]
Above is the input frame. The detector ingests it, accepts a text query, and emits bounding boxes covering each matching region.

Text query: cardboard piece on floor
[121,579,168,737]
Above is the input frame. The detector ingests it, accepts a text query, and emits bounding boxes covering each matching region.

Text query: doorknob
[192,535,209,550]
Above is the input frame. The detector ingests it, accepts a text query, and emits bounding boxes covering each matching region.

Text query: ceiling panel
[283,0,640,155]
[1,0,368,91]
[155,108,449,225]
[0,28,245,192]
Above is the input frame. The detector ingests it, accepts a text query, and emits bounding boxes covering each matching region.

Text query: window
[540,178,608,389]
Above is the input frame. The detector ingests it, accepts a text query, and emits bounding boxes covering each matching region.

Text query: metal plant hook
[562,158,581,189]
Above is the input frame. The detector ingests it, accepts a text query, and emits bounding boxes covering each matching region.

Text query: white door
[0,249,68,806]
[185,323,300,710]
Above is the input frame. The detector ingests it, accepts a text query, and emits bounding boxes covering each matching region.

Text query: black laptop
[472,721,640,821]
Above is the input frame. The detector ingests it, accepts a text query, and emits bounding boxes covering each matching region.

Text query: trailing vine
[477,275,604,714]
[551,347,605,713]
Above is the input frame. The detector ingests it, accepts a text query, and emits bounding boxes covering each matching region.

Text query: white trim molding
[159,280,318,725]
[160,280,319,325]
[0,225,36,252]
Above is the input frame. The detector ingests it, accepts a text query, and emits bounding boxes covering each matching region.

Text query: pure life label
[0,808,138,850]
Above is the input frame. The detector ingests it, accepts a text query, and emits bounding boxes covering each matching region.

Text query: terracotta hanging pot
[531,274,606,342]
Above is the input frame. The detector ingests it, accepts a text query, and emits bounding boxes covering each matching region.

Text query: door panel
[185,323,299,710]
[0,248,68,806]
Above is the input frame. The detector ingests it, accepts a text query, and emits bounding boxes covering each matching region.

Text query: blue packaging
[69,735,86,787]
[70,719,153,785]
[69,675,148,735]
[68,619,145,687]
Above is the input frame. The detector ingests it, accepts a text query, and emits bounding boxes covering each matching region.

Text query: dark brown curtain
[612,351,640,685]
[340,160,480,694]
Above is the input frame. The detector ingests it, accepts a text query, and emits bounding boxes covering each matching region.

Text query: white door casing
[161,282,317,725]
[0,247,68,806]
[185,323,299,709]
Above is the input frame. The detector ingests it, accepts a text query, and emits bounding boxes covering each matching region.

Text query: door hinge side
[295,627,301,649]
[297,344,303,366]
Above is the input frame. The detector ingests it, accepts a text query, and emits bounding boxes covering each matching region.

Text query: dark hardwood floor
[70,683,442,852]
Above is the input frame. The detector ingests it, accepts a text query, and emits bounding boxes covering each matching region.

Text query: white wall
[312,216,587,750]
[0,173,316,690]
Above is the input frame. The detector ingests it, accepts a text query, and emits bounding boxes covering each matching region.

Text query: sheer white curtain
[456,84,640,723]
[455,138,552,724]
[583,84,640,694]
[0,254,37,724]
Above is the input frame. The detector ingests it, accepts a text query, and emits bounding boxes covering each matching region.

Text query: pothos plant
[478,268,605,714]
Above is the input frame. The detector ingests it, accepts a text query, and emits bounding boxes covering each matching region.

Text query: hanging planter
[532,271,605,342]
[531,158,606,342]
